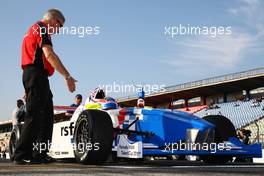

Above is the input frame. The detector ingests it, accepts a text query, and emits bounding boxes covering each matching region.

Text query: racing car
[9,88,262,164]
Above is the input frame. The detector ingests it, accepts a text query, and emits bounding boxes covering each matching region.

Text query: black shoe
[13,159,31,165]
[33,154,56,164]
[14,158,42,165]
[40,155,56,164]
[29,158,42,164]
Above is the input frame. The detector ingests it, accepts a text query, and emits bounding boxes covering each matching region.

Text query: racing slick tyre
[9,124,22,161]
[201,115,236,164]
[73,110,113,164]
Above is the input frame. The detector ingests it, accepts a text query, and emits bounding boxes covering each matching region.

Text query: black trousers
[15,66,54,160]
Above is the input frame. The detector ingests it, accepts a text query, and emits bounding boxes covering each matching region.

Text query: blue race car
[9,88,262,164]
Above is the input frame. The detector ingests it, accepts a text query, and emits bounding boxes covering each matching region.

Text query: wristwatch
[65,75,72,80]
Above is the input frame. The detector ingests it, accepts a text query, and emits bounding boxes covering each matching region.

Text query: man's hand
[65,76,77,92]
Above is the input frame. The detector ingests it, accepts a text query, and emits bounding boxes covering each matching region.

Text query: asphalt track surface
[0,159,264,176]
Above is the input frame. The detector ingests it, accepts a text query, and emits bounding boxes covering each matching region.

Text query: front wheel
[73,110,113,164]
[200,115,236,164]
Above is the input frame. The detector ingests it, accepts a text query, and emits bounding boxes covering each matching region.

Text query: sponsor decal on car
[117,134,143,158]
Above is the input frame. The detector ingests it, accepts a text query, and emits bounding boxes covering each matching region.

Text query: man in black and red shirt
[14,9,77,164]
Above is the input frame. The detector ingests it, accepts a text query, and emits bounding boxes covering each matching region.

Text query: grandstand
[118,67,264,107]
[194,100,264,129]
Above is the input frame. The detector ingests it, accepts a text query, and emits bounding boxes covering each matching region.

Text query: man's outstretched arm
[42,45,77,92]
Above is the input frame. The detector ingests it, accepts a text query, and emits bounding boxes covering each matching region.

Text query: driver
[86,87,106,104]
[85,88,118,110]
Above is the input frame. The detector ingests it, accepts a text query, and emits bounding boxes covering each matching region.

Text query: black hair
[75,94,82,99]
[17,99,24,108]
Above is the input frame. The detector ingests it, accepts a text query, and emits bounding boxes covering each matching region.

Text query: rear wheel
[201,115,236,164]
[9,124,22,161]
[73,110,113,164]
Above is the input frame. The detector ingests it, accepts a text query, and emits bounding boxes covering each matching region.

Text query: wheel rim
[10,132,16,156]
[76,118,91,153]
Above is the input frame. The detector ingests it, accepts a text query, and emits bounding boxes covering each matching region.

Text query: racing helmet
[86,88,118,110]
[89,87,106,102]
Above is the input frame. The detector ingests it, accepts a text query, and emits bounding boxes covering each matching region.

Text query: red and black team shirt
[21,21,55,76]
